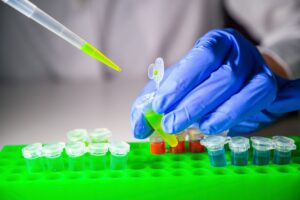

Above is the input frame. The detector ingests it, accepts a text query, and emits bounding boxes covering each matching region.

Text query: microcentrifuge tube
[67,129,89,145]
[109,141,130,170]
[187,125,205,153]
[229,137,250,166]
[42,142,65,172]
[272,136,296,165]
[89,128,111,143]
[201,135,230,167]
[88,143,109,170]
[170,131,186,154]
[150,132,166,154]
[136,92,178,147]
[251,136,274,165]
[22,143,44,173]
[65,142,86,171]
[136,57,178,147]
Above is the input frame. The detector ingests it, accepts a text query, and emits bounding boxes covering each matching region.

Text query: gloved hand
[131,28,300,139]
[229,76,300,135]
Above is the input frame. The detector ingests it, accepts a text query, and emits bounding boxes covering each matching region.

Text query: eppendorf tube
[67,129,89,145]
[89,128,111,143]
[272,136,296,165]
[251,136,274,165]
[150,132,166,154]
[109,141,130,170]
[201,135,230,167]
[187,125,205,153]
[22,143,44,173]
[88,143,109,170]
[65,142,86,171]
[42,142,65,172]
[170,131,186,154]
[229,137,250,166]
[136,92,178,147]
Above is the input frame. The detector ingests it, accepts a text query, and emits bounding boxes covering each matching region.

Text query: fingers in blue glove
[198,72,276,134]
[161,64,245,133]
[267,78,300,113]
[152,30,232,114]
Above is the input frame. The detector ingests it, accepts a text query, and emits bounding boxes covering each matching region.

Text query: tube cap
[22,143,42,159]
[200,135,230,150]
[229,136,250,152]
[272,136,296,152]
[88,143,109,156]
[89,128,111,143]
[109,141,130,156]
[42,142,65,158]
[251,136,274,151]
[67,129,88,143]
[65,142,86,157]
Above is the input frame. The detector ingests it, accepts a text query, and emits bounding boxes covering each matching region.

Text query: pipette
[2,0,121,72]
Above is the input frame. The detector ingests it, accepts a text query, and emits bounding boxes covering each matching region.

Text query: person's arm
[260,50,289,79]
[226,0,300,80]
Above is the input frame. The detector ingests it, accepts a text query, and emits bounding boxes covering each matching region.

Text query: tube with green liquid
[137,92,178,147]
[135,58,178,147]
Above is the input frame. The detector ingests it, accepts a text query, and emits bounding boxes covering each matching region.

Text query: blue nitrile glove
[229,76,300,135]
[131,28,300,139]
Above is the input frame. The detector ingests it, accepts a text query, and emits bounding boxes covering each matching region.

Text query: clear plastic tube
[109,141,130,170]
[229,137,250,166]
[65,142,86,171]
[88,143,109,170]
[22,143,44,173]
[3,0,84,48]
[42,143,65,171]
[272,136,296,165]
[251,136,274,165]
[201,135,230,167]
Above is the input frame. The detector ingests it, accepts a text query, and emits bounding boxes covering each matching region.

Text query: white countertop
[0,78,148,146]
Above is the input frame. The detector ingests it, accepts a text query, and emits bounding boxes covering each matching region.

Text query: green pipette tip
[81,42,122,72]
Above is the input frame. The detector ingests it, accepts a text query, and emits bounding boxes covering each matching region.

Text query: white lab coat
[0,0,299,82]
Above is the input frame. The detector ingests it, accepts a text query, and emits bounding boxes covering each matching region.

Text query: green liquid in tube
[80,42,121,72]
[144,109,178,147]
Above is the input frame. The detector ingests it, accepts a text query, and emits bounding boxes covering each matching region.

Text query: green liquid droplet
[81,42,121,72]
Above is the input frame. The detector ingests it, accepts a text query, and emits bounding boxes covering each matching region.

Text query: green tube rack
[0,136,300,200]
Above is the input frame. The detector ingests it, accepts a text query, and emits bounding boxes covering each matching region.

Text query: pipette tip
[81,42,122,72]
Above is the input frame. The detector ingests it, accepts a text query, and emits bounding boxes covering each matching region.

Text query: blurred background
[0,0,299,147]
